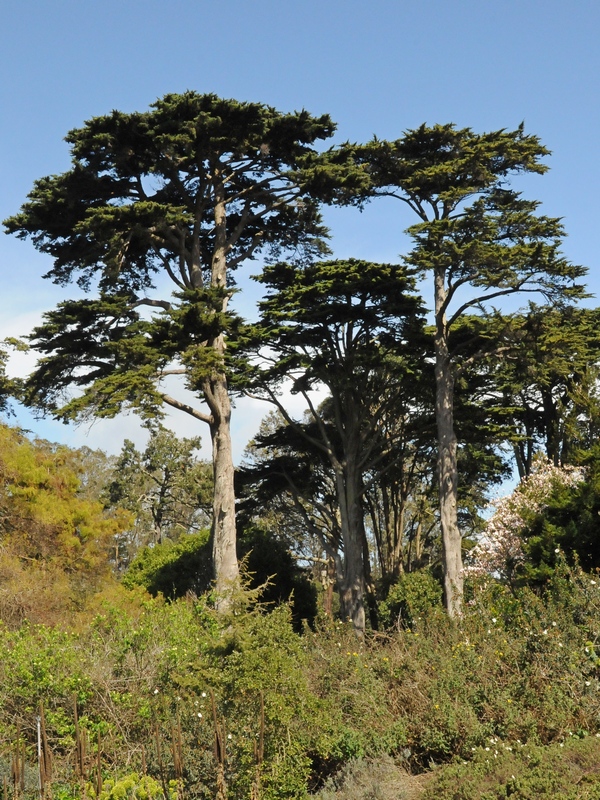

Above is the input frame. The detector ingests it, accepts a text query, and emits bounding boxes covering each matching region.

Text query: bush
[378,570,443,630]
[124,527,318,628]
[3,562,600,797]
[423,737,600,799]
[122,530,212,598]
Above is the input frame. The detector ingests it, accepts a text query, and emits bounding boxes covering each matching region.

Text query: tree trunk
[204,176,240,610]
[434,267,463,618]
[207,368,240,608]
[335,456,366,637]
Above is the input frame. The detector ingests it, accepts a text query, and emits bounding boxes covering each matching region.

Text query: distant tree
[105,426,213,566]
[4,92,335,606]
[0,339,25,416]
[310,124,587,616]
[238,411,341,566]
[493,305,600,478]
[238,410,344,618]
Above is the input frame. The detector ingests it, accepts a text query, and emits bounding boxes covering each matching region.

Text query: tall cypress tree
[308,124,587,615]
[4,92,334,606]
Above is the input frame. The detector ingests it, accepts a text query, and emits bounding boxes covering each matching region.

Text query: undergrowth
[1,559,600,798]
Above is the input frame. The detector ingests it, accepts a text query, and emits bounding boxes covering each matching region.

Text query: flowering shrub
[467,459,584,583]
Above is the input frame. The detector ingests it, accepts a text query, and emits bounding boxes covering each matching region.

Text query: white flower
[491,618,497,624]
[591,581,597,586]
[466,460,584,580]
[153,689,159,695]
[197,712,203,718]
[555,548,560,554]
[201,692,207,698]
[227,734,232,740]
[542,629,548,635]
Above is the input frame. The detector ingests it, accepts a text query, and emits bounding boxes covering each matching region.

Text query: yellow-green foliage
[89,774,177,800]
[0,423,132,625]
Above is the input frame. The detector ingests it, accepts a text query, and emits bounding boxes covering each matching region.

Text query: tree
[238,410,346,619]
[105,426,213,565]
[467,458,585,586]
[247,258,425,634]
[492,305,600,478]
[312,125,587,616]
[0,423,131,625]
[0,339,25,416]
[4,92,335,605]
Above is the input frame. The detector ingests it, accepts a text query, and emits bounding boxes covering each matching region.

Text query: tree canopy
[4,91,336,605]
[311,124,587,615]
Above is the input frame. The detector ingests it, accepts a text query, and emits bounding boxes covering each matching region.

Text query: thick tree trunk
[208,367,240,608]
[204,177,240,610]
[335,455,366,637]
[434,268,463,618]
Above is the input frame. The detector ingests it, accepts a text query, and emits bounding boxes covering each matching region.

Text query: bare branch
[131,298,172,312]
[161,393,212,425]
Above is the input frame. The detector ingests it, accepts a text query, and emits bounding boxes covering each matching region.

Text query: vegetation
[2,92,600,796]
[4,92,335,605]
[1,534,600,797]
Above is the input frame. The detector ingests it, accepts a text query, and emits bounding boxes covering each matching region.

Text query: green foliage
[519,454,600,581]
[493,305,600,477]
[123,526,318,627]
[238,527,318,629]
[122,530,213,598]
[378,570,443,629]
[5,92,336,424]
[423,737,600,799]
[2,565,600,795]
[105,427,213,564]
[0,338,25,415]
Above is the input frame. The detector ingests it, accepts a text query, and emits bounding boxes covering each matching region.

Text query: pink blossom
[466,459,584,581]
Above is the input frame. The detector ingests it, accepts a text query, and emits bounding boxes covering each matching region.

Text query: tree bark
[207,368,240,607]
[434,267,463,618]
[204,175,240,609]
[334,453,366,637]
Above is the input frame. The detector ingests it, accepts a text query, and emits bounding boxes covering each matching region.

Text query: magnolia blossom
[467,459,584,581]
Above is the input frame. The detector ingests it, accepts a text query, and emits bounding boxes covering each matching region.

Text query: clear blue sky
[1,0,599,459]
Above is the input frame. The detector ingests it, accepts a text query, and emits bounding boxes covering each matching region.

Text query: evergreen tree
[246,258,426,634]
[309,124,586,615]
[4,92,335,606]
[105,426,213,565]
[493,305,600,477]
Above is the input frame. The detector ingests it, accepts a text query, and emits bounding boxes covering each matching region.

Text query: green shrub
[89,774,177,800]
[122,530,212,598]
[423,737,600,799]
[378,569,443,629]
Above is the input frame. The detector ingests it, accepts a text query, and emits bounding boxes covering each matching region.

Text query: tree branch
[161,393,212,425]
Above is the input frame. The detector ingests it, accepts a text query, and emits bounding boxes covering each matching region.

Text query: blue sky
[1,0,599,459]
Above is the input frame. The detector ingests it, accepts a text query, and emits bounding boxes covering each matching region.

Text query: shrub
[378,570,443,630]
